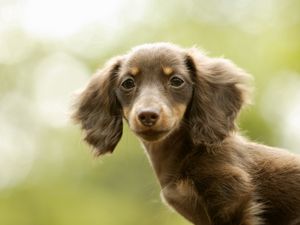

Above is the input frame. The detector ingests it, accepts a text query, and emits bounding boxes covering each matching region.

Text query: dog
[72,43,300,225]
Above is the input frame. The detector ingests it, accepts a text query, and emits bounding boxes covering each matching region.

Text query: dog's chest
[161,179,194,202]
[161,180,194,219]
[161,179,210,225]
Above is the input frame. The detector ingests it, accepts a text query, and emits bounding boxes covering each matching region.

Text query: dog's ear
[185,49,252,146]
[72,56,124,156]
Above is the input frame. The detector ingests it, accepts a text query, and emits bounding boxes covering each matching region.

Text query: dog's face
[72,43,251,155]
[115,45,193,142]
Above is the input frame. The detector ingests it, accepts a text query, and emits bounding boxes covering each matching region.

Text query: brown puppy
[72,43,300,225]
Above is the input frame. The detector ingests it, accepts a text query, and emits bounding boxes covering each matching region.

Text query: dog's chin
[134,129,171,142]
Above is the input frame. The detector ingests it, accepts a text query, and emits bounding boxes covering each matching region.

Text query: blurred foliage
[0,0,300,225]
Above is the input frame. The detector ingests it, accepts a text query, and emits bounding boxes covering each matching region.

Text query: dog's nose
[138,110,159,127]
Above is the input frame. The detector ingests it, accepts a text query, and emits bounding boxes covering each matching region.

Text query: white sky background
[16,0,148,39]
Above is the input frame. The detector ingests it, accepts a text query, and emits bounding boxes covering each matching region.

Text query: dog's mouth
[134,129,170,142]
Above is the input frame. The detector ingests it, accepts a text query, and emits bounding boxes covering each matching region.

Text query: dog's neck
[141,128,194,187]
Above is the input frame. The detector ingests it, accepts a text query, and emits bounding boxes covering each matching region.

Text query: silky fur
[72,43,300,225]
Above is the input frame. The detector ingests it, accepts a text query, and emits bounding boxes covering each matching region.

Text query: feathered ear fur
[72,56,124,156]
[185,49,252,146]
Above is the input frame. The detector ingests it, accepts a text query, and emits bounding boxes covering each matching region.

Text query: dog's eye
[121,78,135,90]
[169,76,184,87]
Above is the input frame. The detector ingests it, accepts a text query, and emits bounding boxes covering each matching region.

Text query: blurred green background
[1,0,300,224]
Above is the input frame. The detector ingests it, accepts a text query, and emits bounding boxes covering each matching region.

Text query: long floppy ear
[185,49,252,146]
[72,56,124,156]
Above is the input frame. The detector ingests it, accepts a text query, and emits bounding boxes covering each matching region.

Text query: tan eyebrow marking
[162,66,173,76]
[129,67,140,76]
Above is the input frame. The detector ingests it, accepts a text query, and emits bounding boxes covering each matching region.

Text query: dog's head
[72,43,251,155]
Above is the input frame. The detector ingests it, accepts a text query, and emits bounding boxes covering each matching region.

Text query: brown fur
[72,43,300,225]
